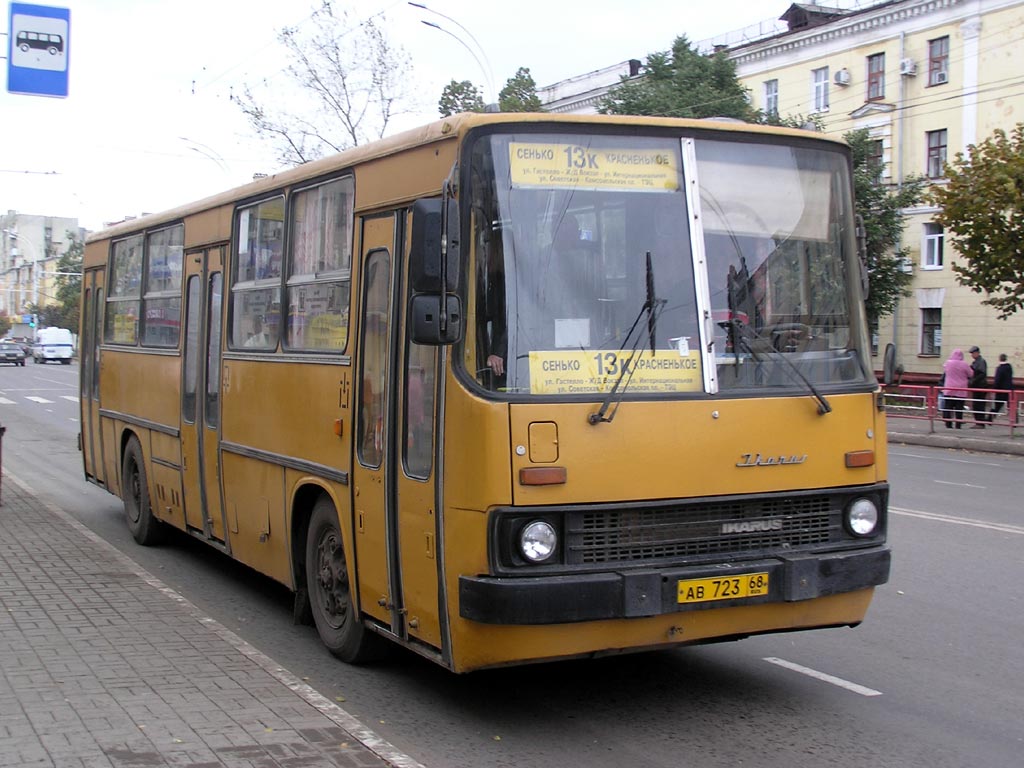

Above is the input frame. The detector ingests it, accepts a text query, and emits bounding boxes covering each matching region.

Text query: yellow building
[729,0,1024,379]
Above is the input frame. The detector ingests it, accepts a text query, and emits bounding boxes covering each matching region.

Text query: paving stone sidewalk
[0,473,422,768]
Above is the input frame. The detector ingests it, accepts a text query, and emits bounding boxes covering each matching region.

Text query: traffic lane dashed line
[0,395,78,405]
[763,657,883,696]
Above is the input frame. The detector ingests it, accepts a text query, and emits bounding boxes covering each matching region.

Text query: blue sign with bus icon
[7,3,70,98]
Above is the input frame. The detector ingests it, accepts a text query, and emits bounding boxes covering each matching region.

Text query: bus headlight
[846,498,879,536]
[519,520,557,563]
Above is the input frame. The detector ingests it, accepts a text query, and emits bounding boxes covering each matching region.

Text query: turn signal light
[519,467,567,486]
[845,450,875,468]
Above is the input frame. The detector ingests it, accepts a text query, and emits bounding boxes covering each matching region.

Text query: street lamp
[409,2,496,102]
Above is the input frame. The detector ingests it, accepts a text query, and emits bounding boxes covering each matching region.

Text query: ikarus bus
[79,113,890,673]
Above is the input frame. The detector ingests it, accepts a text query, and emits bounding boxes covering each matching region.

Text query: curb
[887,431,1024,457]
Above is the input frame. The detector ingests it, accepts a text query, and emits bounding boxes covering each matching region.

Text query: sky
[2,0,804,231]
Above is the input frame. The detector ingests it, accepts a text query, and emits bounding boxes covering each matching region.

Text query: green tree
[0,313,11,337]
[498,67,542,112]
[845,129,926,324]
[600,36,756,120]
[930,123,1024,319]
[438,79,485,116]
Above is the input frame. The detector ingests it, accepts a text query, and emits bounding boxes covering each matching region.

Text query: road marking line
[889,450,1005,467]
[763,657,882,697]
[933,480,986,488]
[0,397,15,405]
[25,396,54,403]
[61,396,79,402]
[890,506,1024,535]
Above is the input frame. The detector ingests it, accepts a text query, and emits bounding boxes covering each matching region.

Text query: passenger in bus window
[483,258,507,388]
[244,315,271,348]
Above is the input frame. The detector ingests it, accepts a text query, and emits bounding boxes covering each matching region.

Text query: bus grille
[565,495,837,565]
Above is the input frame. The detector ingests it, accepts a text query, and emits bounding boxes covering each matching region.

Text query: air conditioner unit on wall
[932,70,949,84]
[899,58,917,76]
[834,69,851,86]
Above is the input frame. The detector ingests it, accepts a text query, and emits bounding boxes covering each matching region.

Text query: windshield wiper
[727,319,832,416]
[589,252,666,425]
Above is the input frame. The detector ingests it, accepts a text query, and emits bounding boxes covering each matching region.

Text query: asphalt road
[2,360,1021,767]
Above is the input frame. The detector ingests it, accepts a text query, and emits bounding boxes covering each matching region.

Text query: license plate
[677,572,770,604]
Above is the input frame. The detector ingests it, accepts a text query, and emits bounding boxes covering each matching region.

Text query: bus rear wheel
[305,497,382,662]
[122,436,165,545]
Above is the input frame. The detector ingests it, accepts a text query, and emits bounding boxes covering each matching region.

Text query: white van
[33,327,74,364]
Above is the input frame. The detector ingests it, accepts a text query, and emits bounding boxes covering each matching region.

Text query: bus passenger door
[180,247,226,542]
[395,217,442,649]
[352,212,443,652]
[80,268,106,486]
[352,216,398,629]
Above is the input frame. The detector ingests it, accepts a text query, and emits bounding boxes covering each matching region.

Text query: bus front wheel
[305,497,382,663]
[122,436,165,545]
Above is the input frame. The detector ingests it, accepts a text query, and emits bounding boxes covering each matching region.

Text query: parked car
[0,341,27,366]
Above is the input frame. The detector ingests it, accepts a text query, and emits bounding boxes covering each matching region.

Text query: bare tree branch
[236,2,412,167]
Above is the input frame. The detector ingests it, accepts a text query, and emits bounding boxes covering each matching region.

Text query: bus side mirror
[410,294,463,345]
[410,197,460,292]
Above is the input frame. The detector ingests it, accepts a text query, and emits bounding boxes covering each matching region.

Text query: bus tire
[122,436,165,546]
[305,496,382,663]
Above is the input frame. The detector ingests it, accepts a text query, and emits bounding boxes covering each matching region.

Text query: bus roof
[86,112,845,245]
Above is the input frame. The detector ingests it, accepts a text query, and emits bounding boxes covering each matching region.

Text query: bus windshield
[464,130,872,397]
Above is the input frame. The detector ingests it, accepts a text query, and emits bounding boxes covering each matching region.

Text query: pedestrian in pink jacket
[942,348,973,428]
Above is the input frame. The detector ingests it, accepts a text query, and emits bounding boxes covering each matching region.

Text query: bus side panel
[100,416,121,493]
[219,451,289,585]
[220,359,351,480]
[98,349,182,498]
[147,430,186,531]
[219,358,354,589]
[99,349,182,431]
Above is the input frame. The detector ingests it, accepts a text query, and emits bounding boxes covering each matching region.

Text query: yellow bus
[80,113,890,673]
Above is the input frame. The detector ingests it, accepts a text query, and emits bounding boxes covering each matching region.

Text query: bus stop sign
[7,3,70,98]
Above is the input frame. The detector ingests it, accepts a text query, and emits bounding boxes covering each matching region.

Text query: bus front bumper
[459,546,890,625]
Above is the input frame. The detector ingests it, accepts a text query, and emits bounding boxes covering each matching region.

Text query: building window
[926,129,947,179]
[764,79,778,117]
[812,67,829,112]
[921,308,941,356]
[923,223,944,269]
[867,53,885,100]
[868,139,885,179]
[928,36,949,86]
